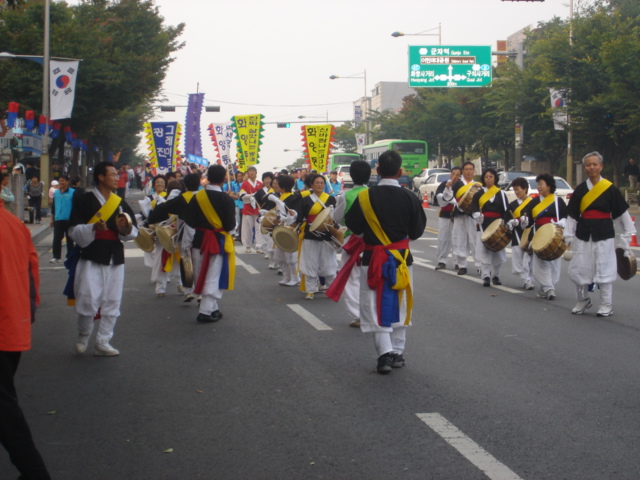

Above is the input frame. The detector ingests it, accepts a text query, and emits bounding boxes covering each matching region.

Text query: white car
[412,168,449,192]
[334,165,353,188]
[504,176,573,204]
[418,172,454,205]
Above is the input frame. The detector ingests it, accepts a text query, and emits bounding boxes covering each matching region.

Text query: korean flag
[50,60,80,120]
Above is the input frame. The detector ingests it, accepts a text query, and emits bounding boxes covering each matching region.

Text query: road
[2,194,640,479]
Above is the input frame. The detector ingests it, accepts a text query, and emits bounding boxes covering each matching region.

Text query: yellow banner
[232,114,264,172]
[302,124,335,173]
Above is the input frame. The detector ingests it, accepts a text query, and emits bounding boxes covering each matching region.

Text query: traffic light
[160,106,176,112]
[277,123,291,128]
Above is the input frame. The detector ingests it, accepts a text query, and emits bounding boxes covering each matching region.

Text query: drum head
[531,223,556,251]
[180,256,194,288]
[309,208,333,232]
[117,212,133,236]
[481,219,503,242]
[616,247,637,280]
[134,228,155,252]
[260,210,280,234]
[156,225,176,253]
[273,226,299,253]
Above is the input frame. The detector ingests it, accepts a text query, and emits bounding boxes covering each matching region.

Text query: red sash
[484,212,501,218]
[535,217,555,227]
[95,230,119,241]
[325,235,365,302]
[581,210,610,219]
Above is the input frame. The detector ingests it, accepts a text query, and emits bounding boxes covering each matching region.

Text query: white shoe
[94,342,120,356]
[264,254,270,259]
[285,280,300,287]
[596,304,613,317]
[318,284,328,292]
[245,247,252,254]
[268,263,277,269]
[256,249,264,254]
[75,333,90,354]
[571,298,592,315]
[177,285,185,294]
[183,293,195,302]
[50,258,60,264]
[524,281,535,291]
[278,279,288,286]
[546,289,556,300]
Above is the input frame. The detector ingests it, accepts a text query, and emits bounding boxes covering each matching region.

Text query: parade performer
[328,160,371,328]
[183,164,236,323]
[345,150,426,374]
[268,175,301,286]
[434,167,461,271]
[450,161,480,275]
[507,177,535,290]
[296,174,338,300]
[238,166,263,253]
[471,168,510,286]
[564,152,636,317]
[68,161,138,356]
[254,171,276,261]
[522,173,568,300]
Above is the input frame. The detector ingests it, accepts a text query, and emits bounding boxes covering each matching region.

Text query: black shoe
[457,267,467,276]
[492,276,501,286]
[483,277,491,287]
[390,353,405,368]
[376,353,393,374]
[435,263,446,271]
[454,264,459,270]
[211,310,223,320]
[196,313,217,323]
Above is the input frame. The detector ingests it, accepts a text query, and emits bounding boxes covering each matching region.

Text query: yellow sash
[358,189,413,326]
[512,196,532,218]
[280,192,292,201]
[298,192,330,291]
[532,193,556,219]
[195,189,236,290]
[301,190,311,198]
[88,192,121,224]
[182,191,195,203]
[455,181,476,200]
[580,178,612,213]
[478,186,500,210]
[151,191,167,209]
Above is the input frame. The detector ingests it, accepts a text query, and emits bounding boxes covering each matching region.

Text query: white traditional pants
[437,217,454,264]
[532,255,561,293]
[338,248,360,321]
[568,238,616,306]
[475,235,506,279]
[511,246,534,285]
[241,214,257,249]
[452,215,477,268]
[196,251,224,315]
[299,239,337,293]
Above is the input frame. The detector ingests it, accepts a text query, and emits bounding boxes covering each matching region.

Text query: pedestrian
[49,175,75,263]
[565,152,636,317]
[345,150,426,374]
[25,176,44,224]
[47,179,58,207]
[1,172,15,212]
[0,195,52,480]
[116,164,128,198]
[327,170,342,196]
[67,161,138,356]
[622,158,639,189]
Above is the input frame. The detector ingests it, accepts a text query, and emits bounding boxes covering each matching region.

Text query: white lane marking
[417,413,523,480]
[234,256,260,274]
[287,304,332,331]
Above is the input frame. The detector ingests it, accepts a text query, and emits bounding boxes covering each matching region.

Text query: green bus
[361,139,428,177]
[329,152,361,172]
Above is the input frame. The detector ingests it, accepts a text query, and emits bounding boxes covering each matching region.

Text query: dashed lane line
[287,304,332,331]
[417,413,524,480]
[234,256,260,274]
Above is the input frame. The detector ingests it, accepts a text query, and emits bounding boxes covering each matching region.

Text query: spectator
[327,170,342,196]
[47,180,58,207]
[25,176,44,224]
[1,172,15,211]
[49,175,76,263]
[116,165,129,198]
[0,195,52,479]
[622,158,640,189]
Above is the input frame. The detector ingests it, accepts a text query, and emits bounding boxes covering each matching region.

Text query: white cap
[51,180,59,186]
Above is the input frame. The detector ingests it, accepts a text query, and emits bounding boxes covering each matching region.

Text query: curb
[30,224,52,245]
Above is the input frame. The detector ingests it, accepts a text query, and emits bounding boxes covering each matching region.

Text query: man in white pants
[434,167,461,271]
[449,161,479,276]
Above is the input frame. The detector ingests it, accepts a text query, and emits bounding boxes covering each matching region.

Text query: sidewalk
[25,218,52,244]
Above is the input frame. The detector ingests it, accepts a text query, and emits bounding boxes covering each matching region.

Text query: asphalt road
[2,197,640,480]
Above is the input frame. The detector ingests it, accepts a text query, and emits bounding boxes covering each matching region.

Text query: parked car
[398,175,412,189]
[418,172,453,205]
[497,170,533,189]
[412,167,450,192]
[334,165,353,188]
[504,176,573,204]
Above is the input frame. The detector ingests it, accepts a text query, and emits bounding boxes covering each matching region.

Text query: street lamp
[391,23,442,45]
[329,70,369,144]
[298,113,329,122]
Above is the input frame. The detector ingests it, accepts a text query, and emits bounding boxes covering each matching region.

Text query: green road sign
[408,45,492,88]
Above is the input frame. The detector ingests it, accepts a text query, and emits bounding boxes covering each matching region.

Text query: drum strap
[513,197,532,218]
[580,179,612,214]
[182,191,195,203]
[479,186,501,209]
[358,189,412,327]
[455,181,475,200]
[532,194,556,219]
[88,193,121,224]
[151,191,167,209]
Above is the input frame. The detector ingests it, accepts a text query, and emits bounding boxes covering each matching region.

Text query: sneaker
[94,342,119,356]
[349,320,360,328]
[157,292,166,298]
[318,284,328,292]
[376,353,394,374]
[196,313,218,323]
[35,220,40,224]
[537,289,549,299]
[596,304,613,317]
[524,281,535,290]
[264,254,269,259]
[390,353,406,368]
[305,293,314,300]
[211,310,223,320]
[268,263,277,269]
[482,277,491,287]
[547,289,556,300]
[50,258,60,264]
[177,285,185,294]
[279,279,288,285]
[245,247,252,254]
[75,333,90,354]
[572,298,593,315]
[457,267,467,276]
[285,280,300,287]
[256,249,265,254]
[277,269,284,276]
[183,293,195,303]
[492,276,501,286]
[435,263,446,271]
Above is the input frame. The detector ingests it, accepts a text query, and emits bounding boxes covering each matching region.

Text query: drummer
[564,152,636,317]
[254,172,276,265]
[434,166,461,271]
[268,175,301,287]
[470,168,510,287]
[449,161,479,276]
[295,174,338,300]
[521,173,568,300]
[506,177,535,290]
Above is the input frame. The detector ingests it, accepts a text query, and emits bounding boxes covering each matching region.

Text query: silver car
[418,172,453,205]
[504,176,574,204]
[412,168,450,192]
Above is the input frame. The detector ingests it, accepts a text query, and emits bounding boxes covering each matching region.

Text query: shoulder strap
[580,179,612,213]
[88,193,121,225]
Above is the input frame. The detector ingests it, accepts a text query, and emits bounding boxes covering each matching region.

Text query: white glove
[563,235,574,248]
[472,212,484,224]
[249,196,257,209]
[259,209,269,216]
[519,216,529,228]
[619,233,631,251]
[506,219,519,231]
[240,193,254,204]
[552,218,566,228]
[267,194,279,203]
[283,212,298,226]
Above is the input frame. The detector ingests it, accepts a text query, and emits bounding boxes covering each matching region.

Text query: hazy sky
[140,0,575,172]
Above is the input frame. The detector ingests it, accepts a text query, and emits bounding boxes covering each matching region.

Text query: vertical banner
[50,60,80,120]
[231,114,264,172]
[301,124,336,173]
[354,106,362,128]
[207,122,234,165]
[549,88,568,131]
[184,93,204,157]
[143,121,182,172]
[355,133,366,154]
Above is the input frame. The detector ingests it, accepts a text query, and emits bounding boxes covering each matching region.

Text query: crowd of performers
[434,152,636,317]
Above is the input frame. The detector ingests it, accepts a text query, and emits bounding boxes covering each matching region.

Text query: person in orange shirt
[0,198,51,479]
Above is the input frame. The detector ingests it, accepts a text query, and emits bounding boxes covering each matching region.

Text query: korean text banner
[302,124,335,173]
[185,93,204,157]
[231,114,264,172]
[50,60,80,120]
[208,122,234,165]
[143,122,182,171]
[187,154,209,167]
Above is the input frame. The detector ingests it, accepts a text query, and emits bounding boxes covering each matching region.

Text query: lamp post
[391,23,442,45]
[329,70,369,144]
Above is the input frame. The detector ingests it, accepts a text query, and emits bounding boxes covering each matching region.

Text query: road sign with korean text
[408,45,492,88]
